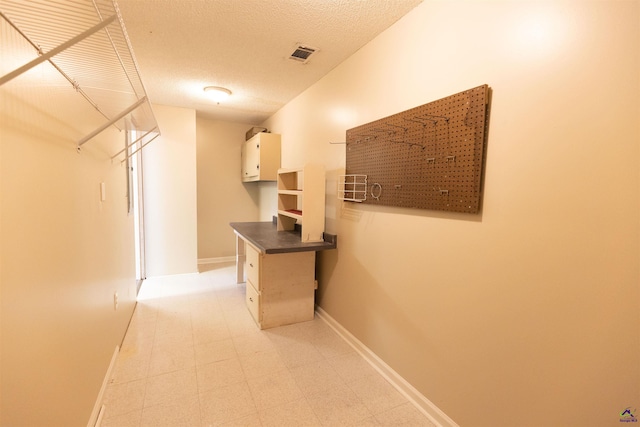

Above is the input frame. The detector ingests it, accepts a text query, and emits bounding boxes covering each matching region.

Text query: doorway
[127,129,146,293]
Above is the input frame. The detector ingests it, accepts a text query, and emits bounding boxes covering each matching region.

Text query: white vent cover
[289,44,318,64]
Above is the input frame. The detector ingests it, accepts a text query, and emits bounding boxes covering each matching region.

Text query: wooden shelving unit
[277,164,326,242]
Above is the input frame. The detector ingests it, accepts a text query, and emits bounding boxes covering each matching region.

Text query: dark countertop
[230,221,337,254]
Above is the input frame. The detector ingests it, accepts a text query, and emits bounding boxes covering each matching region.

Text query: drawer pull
[249,297,253,302]
[249,263,253,267]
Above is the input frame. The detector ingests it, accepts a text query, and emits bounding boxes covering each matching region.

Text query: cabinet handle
[249,263,254,268]
[249,297,253,302]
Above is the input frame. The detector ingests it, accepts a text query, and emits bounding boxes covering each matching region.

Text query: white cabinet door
[242,139,260,181]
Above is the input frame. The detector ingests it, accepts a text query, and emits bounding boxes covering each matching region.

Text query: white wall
[196,118,260,260]
[143,104,198,276]
[262,1,640,426]
[0,68,137,425]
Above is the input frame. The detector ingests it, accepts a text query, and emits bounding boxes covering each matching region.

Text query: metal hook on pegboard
[370,183,382,200]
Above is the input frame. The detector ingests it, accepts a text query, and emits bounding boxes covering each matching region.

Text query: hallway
[101,263,435,426]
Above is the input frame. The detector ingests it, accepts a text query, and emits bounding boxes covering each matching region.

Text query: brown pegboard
[345,84,490,213]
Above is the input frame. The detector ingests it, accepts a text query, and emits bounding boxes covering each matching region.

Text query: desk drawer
[246,244,260,288]
[246,280,261,325]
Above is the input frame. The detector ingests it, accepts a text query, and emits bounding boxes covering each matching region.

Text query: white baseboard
[315,307,459,427]
[198,256,236,265]
[87,345,119,427]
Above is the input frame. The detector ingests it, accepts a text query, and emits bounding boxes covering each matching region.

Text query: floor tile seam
[288,359,345,384]
[342,374,412,418]
[138,392,202,414]
[109,345,154,386]
[270,340,322,359]
[296,375,349,400]
[148,341,196,357]
[196,378,247,395]
[255,396,320,424]
[161,392,204,427]
[241,364,290,382]
[213,408,261,427]
[140,304,160,352]
[299,390,372,426]
[193,354,242,395]
[232,344,278,359]
[138,371,154,411]
[147,360,198,379]
[192,318,223,334]
[192,356,206,395]
[192,335,234,349]
[142,362,196,382]
[101,406,143,423]
[244,365,295,387]
[102,381,149,420]
[369,400,413,420]
[151,331,194,352]
[142,370,201,410]
[194,352,239,368]
[133,340,157,364]
[194,391,211,427]
[108,372,149,387]
[198,379,260,425]
[246,372,306,413]
[229,332,264,354]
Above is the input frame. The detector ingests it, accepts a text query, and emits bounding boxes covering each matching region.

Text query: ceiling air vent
[289,45,318,64]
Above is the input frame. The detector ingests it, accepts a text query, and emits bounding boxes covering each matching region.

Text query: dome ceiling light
[204,86,232,103]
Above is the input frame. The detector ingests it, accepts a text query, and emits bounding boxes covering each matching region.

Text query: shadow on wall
[1,83,121,160]
[1,89,82,149]
[315,246,442,381]
[242,180,261,207]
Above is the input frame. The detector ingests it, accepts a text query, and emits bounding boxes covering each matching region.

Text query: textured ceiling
[117,0,423,124]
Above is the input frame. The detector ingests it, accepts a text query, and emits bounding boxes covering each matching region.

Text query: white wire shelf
[0,0,160,157]
[338,174,367,202]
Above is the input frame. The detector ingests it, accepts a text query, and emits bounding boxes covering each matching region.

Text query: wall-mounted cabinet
[241,133,281,182]
[277,164,326,242]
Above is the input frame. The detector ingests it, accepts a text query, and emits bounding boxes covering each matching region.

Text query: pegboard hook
[371,183,382,200]
[418,114,450,123]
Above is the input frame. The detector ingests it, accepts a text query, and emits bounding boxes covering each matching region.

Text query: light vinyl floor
[101,263,435,427]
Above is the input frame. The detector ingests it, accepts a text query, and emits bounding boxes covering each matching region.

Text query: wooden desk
[230,221,336,329]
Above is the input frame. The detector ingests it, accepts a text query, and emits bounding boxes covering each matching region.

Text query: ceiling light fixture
[204,86,232,103]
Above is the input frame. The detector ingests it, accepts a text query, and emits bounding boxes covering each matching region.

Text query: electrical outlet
[113,292,118,310]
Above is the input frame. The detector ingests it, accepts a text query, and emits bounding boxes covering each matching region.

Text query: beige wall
[0,74,137,424]
[262,1,640,426]
[143,104,198,276]
[196,118,260,260]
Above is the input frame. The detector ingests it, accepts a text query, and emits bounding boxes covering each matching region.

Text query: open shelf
[276,164,325,242]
